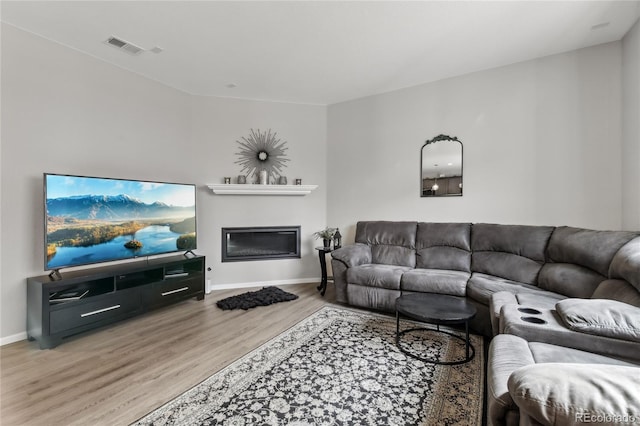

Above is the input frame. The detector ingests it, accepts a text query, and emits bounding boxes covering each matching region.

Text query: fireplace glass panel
[222,226,301,262]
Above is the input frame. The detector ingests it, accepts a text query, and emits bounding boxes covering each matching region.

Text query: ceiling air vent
[105,36,144,55]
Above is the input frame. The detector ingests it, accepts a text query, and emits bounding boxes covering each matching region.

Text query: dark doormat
[216,286,299,310]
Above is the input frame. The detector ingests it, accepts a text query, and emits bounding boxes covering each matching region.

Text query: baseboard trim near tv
[0,331,28,346]
[210,277,320,291]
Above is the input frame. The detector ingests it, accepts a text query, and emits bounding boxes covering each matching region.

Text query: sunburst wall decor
[235,129,290,182]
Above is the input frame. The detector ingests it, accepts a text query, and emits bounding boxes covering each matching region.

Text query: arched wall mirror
[421,134,463,197]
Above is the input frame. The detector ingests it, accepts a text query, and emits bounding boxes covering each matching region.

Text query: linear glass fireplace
[221,226,301,262]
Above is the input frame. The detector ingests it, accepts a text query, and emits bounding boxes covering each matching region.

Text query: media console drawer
[150,276,203,306]
[50,291,142,334]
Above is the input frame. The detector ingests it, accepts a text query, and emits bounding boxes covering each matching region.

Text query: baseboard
[0,331,28,346]
[210,278,319,291]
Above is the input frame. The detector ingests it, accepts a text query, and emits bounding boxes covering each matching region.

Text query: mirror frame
[420,134,463,197]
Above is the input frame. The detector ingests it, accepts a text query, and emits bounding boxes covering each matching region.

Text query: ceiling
[2,1,639,105]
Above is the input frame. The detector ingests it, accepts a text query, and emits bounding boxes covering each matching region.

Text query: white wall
[190,96,327,286]
[327,42,624,243]
[622,19,640,231]
[0,25,327,342]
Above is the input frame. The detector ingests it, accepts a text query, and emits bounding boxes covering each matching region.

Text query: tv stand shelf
[27,255,205,349]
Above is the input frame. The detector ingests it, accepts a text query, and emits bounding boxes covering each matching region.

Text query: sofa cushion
[538,228,637,299]
[415,222,471,272]
[527,341,638,366]
[347,264,413,290]
[466,273,544,306]
[537,263,604,298]
[347,285,400,313]
[471,224,553,285]
[556,299,640,343]
[546,227,638,277]
[355,221,417,267]
[508,364,640,426]
[592,279,640,308]
[370,245,416,268]
[401,269,469,296]
[609,236,640,292]
[508,291,566,309]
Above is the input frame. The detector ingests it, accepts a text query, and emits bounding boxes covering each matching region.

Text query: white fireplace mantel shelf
[207,184,318,196]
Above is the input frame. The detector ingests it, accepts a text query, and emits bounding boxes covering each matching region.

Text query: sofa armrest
[331,244,372,268]
[490,291,518,336]
[508,363,640,426]
[487,335,536,426]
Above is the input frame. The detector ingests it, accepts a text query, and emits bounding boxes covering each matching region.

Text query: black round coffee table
[395,293,477,365]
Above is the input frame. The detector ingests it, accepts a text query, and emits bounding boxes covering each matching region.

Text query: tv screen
[44,173,197,271]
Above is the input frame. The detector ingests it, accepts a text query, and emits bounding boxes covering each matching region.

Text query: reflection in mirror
[421,134,463,197]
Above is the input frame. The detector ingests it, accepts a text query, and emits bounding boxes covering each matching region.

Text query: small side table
[315,247,333,296]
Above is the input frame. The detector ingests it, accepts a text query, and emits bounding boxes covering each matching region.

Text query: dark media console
[27,255,205,349]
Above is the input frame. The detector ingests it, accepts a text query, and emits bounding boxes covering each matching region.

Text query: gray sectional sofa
[330,221,640,426]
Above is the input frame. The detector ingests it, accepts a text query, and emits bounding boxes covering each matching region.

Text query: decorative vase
[278,176,287,185]
[323,238,331,249]
[259,170,268,185]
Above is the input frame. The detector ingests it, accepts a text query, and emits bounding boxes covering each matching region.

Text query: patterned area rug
[134,306,484,425]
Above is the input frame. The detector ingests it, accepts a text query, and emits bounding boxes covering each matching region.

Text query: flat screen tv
[44,173,197,271]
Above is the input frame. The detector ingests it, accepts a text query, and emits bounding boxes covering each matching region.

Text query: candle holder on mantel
[258,170,268,185]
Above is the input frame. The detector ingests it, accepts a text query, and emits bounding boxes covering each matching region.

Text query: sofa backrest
[595,236,640,307]
[355,221,417,267]
[416,222,471,272]
[592,280,640,307]
[538,227,638,298]
[471,224,553,285]
[609,236,640,291]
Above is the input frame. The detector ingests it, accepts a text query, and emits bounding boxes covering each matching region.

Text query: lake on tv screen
[46,225,191,269]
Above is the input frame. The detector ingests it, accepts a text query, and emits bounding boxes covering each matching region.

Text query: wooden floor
[0,282,335,425]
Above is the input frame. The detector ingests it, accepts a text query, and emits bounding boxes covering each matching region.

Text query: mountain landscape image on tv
[45,174,197,270]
